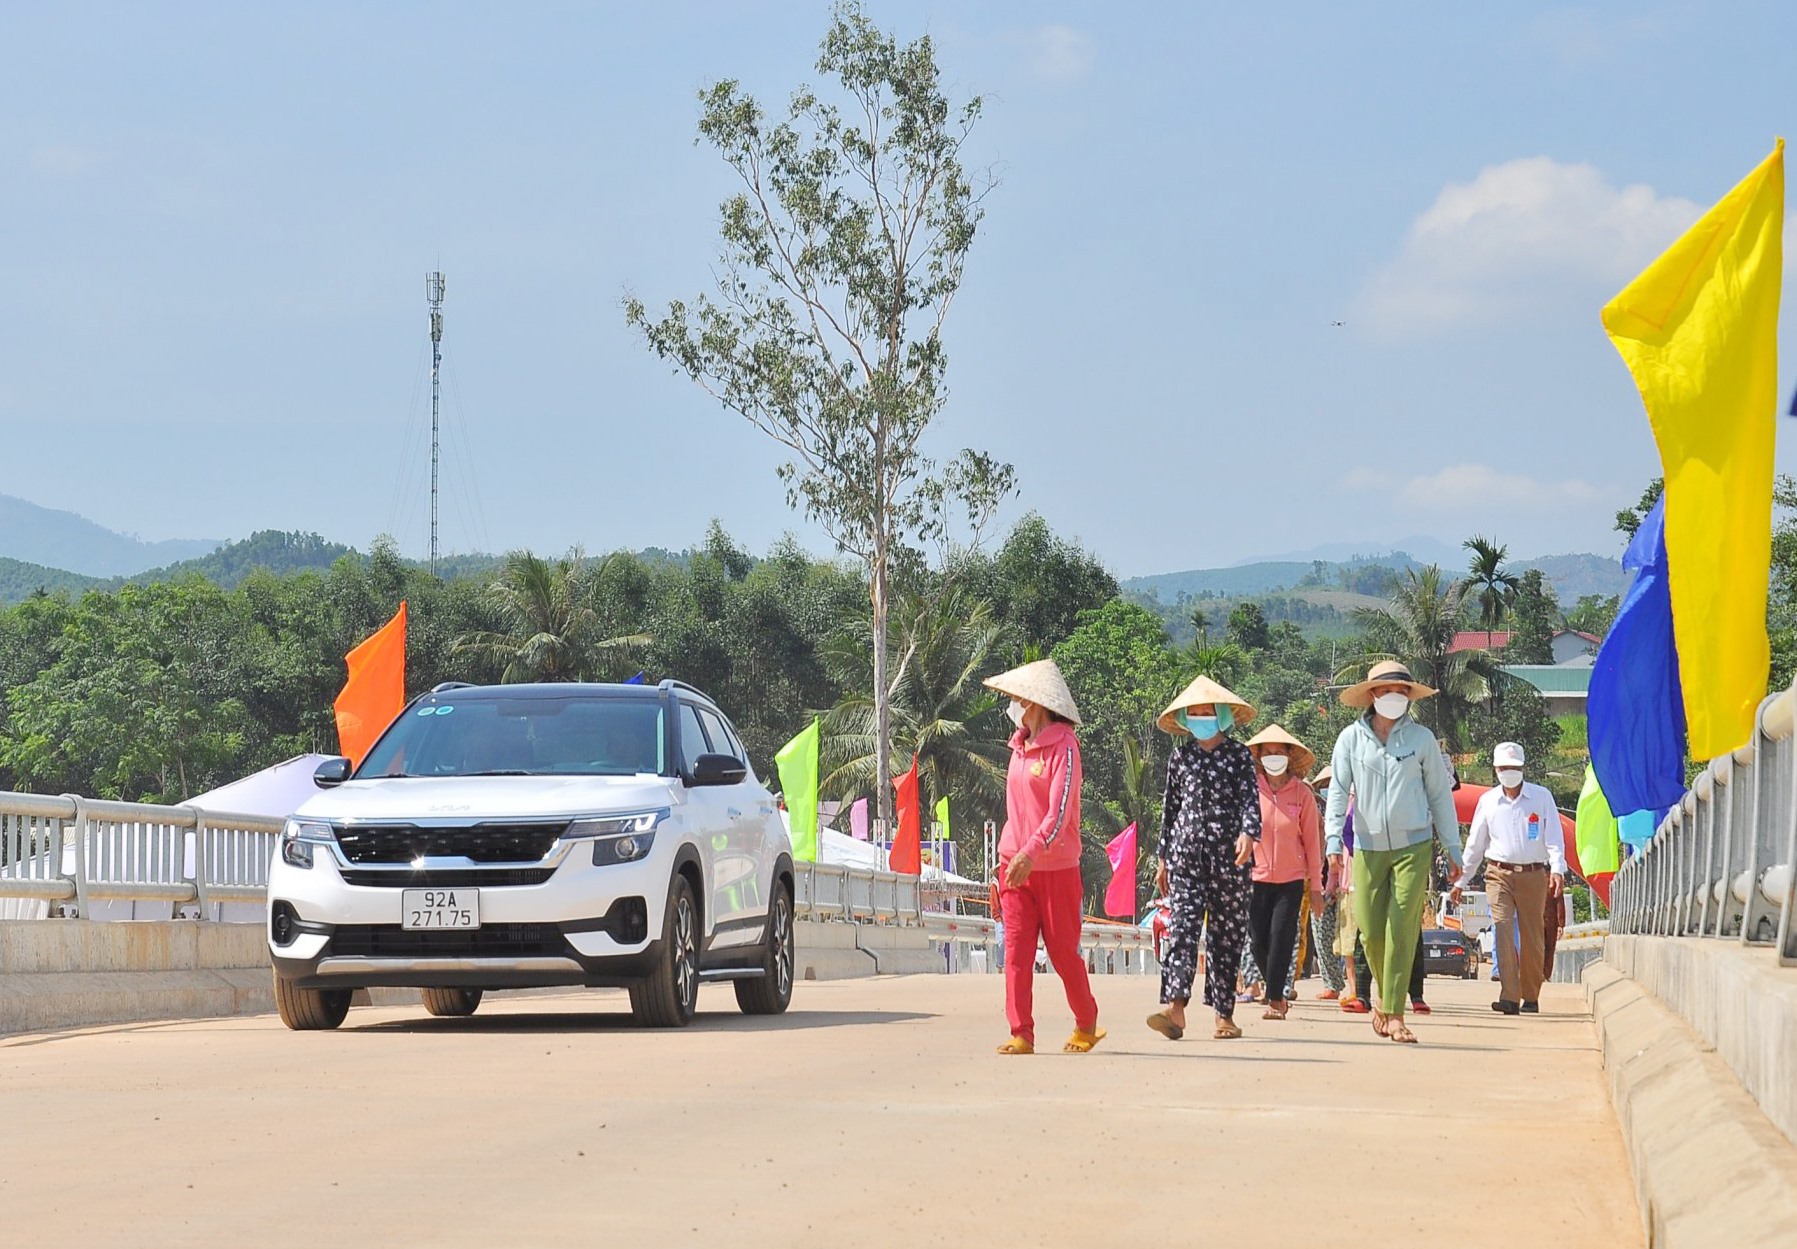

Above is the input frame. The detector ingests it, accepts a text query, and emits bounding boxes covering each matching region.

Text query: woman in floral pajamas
[1146,675,1261,1041]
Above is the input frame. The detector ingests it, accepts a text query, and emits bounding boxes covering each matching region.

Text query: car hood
[293,774,679,823]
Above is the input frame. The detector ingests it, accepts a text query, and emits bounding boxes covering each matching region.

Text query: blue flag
[623,672,646,685]
[1588,498,1687,816]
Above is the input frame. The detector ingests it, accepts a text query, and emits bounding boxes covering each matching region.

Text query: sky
[2,1,1794,578]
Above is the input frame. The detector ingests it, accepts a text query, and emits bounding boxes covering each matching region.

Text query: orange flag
[333,602,407,766]
[889,758,922,875]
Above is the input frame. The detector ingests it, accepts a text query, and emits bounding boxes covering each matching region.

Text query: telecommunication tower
[425,271,446,575]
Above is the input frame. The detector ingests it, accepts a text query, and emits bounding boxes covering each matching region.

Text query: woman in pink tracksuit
[1245,724,1324,1020]
[983,659,1102,1055]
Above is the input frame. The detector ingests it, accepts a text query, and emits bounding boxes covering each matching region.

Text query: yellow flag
[1602,140,1785,759]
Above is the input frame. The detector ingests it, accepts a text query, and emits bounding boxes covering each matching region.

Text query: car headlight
[564,810,667,867]
[280,820,337,870]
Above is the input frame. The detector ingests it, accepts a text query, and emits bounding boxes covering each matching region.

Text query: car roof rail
[431,681,479,693]
[657,678,709,701]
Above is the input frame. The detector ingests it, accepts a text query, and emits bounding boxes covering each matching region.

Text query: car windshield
[358,695,666,779]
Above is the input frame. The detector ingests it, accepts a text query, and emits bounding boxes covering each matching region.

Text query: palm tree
[1345,565,1500,751]
[1462,536,1519,648]
[817,592,1011,845]
[1188,607,1210,646]
[1189,641,1251,689]
[454,550,649,683]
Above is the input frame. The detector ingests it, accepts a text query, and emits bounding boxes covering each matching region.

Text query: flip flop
[1370,1009,1391,1038]
[1064,1027,1107,1053]
[1214,1016,1242,1040]
[1386,1019,1418,1044]
[1145,1011,1184,1041]
[1262,1002,1289,1021]
[996,1035,1034,1055]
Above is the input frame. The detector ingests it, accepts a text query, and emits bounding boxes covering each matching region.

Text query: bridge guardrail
[1610,677,1797,965]
[0,792,282,916]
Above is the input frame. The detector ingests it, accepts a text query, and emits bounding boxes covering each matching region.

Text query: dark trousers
[1355,930,1425,1001]
[1248,880,1305,1005]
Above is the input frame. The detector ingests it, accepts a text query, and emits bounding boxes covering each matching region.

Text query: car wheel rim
[774,899,793,996]
[675,897,697,1010]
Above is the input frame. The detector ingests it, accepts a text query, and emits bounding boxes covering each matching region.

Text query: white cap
[1492,741,1526,768]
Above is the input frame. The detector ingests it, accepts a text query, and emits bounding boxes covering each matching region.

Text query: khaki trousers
[1487,863,1549,1003]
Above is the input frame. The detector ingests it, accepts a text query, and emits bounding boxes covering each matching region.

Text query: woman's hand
[1005,853,1035,888]
[1234,834,1254,867]
[1154,861,1169,895]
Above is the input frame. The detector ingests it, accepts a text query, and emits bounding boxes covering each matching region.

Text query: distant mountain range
[1123,549,1630,606]
[0,494,222,577]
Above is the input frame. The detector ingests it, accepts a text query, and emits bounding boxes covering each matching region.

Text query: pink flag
[1104,824,1138,919]
[849,798,870,841]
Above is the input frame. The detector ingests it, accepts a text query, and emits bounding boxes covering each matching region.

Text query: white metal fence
[0,791,284,918]
[1609,679,1797,965]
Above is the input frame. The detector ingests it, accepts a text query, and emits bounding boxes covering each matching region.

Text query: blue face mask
[1181,707,1232,739]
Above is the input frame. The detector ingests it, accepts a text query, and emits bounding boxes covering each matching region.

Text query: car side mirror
[314,757,354,788]
[688,753,748,788]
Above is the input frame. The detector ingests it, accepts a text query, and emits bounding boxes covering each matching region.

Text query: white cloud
[1355,157,1702,338]
[1017,25,1093,84]
[1347,464,1605,512]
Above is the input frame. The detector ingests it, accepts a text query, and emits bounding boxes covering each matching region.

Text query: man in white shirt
[1450,742,1565,1015]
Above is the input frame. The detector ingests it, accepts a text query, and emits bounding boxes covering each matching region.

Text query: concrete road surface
[0,973,1641,1248]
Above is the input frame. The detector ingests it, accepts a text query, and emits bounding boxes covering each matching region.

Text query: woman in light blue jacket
[1323,661,1464,1044]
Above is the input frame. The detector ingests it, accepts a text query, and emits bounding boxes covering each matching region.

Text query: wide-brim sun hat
[1245,724,1317,778]
[1157,675,1257,736]
[983,658,1081,726]
[1312,765,1333,789]
[1339,659,1438,709]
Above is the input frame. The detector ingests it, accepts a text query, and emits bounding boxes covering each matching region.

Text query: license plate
[402,888,480,930]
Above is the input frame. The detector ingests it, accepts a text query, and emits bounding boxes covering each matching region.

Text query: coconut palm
[1345,565,1500,750]
[817,592,1011,839]
[1463,536,1519,647]
[454,550,649,683]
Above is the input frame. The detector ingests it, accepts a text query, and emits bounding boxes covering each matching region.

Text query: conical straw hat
[1157,674,1257,736]
[1245,723,1317,778]
[984,659,1081,726]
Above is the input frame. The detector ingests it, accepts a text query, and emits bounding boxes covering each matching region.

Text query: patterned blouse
[1161,736,1262,867]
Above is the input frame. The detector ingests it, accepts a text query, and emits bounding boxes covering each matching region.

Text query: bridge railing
[1610,678,1797,964]
[792,861,923,924]
[0,791,283,917]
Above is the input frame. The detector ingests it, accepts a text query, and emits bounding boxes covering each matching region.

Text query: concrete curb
[1584,962,1797,1248]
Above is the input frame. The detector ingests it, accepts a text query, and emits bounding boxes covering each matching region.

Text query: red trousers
[1000,864,1098,1046]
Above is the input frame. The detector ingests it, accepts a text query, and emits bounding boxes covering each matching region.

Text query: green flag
[775,718,821,863]
[933,795,949,839]
[1575,765,1621,877]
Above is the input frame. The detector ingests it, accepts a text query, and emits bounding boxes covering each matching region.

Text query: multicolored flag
[774,718,820,863]
[1575,766,1621,907]
[1601,140,1785,758]
[889,759,922,875]
[333,602,407,767]
[1104,823,1138,919]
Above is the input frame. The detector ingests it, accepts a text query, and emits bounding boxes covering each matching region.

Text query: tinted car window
[359,695,665,778]
[696,708,734,759]
[677,702,712,772]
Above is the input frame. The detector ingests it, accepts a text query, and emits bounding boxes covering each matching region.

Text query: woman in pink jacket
[1245,724,1324,1021]
[984,659,1102,1055]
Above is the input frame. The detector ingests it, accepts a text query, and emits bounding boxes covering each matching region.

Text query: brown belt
[1488,860,1547,872]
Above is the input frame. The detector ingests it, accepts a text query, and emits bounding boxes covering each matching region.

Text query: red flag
[333,602,407,767]
[1104,823,1138,919]
[889,758,922,875]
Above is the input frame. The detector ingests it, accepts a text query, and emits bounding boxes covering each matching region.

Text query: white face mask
[1005,699,1025,728]
[1373,692,1411,720]
[1496,768,1524,789]
[1260,753,1290,777]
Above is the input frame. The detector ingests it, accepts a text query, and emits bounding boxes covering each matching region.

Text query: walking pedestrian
[1147,675,1260,1041]
[984,659,1104,1055]
[1308,768,1348,1000]
[1324,661,1465,1044]
[1454,742,1565,1015]
[1245,725,1324,1021]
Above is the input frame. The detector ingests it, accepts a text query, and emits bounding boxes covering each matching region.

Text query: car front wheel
[734,883,794,1016]
[630,875,700,1028]
[421,987,483,1017]
[273,972,350,1031]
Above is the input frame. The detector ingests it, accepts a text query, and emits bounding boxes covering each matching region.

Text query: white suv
[267,680,794,1030]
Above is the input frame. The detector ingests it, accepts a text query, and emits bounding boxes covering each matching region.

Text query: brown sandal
[1385,1019,1418,1044]
[1262,1001,1289,1021]
[1370,1009,1392,1038]
[1214,1015,1242,1040]
[1146,1012,1184,1041]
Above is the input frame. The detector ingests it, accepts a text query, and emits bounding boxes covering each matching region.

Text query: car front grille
[327,924,571,959]
[334,823,568,865]
[337,866,559,888]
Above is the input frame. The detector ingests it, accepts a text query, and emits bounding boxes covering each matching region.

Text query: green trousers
[1351,840,1433,1015]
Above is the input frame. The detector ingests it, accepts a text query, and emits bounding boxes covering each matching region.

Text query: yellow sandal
[1063,1027,1107,1054]
[996,1035,1034,1055]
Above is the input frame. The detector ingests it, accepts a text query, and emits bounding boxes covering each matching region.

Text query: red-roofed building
[1449,631,1512,654]
[1450,629,1601,664]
